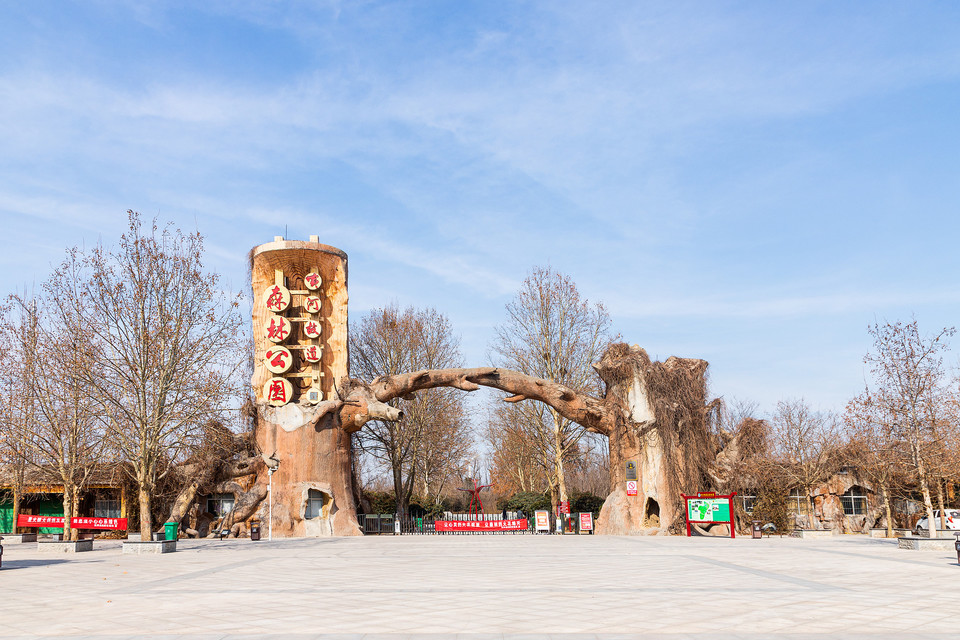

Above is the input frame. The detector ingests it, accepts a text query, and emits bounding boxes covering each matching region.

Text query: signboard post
[626,461,638,496]
[534,510,550,533]
[680,492,737,538]
[557,501,571,534]
[578,512,593,534]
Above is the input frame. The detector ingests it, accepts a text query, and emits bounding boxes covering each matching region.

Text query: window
[94,498,121,518]
[305,489,327,519]
[207,493,235,517]
[788,489,810,515]
[740,495,756,514]
[841,487,867,516]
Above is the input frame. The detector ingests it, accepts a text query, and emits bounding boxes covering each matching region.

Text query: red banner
[434,519,528,532]
[17,514,128,530]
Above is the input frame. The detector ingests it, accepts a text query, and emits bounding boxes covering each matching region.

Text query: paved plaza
[1,533,959,639]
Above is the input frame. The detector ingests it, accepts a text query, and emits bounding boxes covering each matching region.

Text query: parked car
[914,510,960,535]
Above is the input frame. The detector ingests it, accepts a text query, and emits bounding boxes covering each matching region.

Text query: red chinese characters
[304,296,322,314]
[265,315,290,343]
[264,377,293,406]
[263,284,291,312]
[303,320,321,339]
[304,272,322,291]
[302,345,322,363]
[264,346,293,374]
[16,515,129,530]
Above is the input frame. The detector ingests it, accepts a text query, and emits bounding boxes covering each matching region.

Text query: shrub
[500,491,551,513]
[569,491,605,517]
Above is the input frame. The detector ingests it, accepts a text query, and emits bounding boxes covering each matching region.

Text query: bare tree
[415,401,473,503]
[486,402,549,495]
[68,212,246,539]
[843,389,907,537]
[350,303,466,516]
[5,264,107,541]
[0,296,40,533]
[489,267,613,512]
[864,320,955,538]
[771,399,836,529]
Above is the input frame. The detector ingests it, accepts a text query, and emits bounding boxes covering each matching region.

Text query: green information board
[686,498,730,523]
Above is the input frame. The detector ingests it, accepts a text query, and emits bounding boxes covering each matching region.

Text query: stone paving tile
[3,535,960,638]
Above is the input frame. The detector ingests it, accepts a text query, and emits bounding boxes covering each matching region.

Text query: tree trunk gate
[248,237,730,538]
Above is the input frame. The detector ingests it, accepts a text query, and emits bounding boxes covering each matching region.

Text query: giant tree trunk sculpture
[247,238,720,537]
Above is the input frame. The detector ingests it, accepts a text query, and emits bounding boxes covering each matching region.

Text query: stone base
[125,532,165,542]
[37,539,94,553]
[122,540,177,554]
[0,533,38,543]
[869,528,910,538]
[792,529,835,539]
[897,536,958,551]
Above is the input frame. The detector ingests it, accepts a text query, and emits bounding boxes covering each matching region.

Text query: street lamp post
[263,452,280,542]
[268,466,275,541]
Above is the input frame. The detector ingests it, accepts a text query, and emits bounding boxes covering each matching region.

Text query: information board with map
[680,492,737,538]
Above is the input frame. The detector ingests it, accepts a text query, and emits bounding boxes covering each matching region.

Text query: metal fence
[357,513,396,535]
[358,512,535,535]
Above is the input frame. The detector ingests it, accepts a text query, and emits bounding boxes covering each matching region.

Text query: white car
[914,510,960,535]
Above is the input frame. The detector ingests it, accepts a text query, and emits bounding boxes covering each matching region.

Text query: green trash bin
[164,522,178,541]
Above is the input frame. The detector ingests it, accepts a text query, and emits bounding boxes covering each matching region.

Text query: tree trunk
[11,488,20,534]
[255,409,363,537]
[554,425,568,504]
[138,485,152,540]
[62,483,74,542]
[392,460,407,517]
[251,239,358,538]
[807,494,817,530]
[881,485,893,538]
[919,478,937,538]
[216,482,268,537]
[166,477,203,526]
[936,480,947,530]
[597,411,648,534]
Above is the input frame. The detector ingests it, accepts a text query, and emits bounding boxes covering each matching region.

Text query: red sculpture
[457,478,492,516]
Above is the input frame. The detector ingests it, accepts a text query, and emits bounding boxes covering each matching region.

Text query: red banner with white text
[17,514,128,530]
[434,519,528,532]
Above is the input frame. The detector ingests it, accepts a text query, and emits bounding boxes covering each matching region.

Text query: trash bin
[954,533,960,564]
[164,522,179,541]
[752,521,762,539]
[250,522,261,541]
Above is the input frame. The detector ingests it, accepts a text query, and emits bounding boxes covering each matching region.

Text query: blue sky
[1,1,959,415]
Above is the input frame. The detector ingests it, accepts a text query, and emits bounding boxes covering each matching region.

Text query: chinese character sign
[264,346,293,374]
[304,272,322,291]
[265,315,290,343]
[303,320,321,339]
[264,377,294,407]
[302,344,322,363]
[303,295,322,314]
[262,284,291,313]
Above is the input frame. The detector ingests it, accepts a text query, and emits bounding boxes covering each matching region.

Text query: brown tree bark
[138,485,152,540]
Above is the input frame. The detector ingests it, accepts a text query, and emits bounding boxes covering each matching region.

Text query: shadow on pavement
[1,558,71,571]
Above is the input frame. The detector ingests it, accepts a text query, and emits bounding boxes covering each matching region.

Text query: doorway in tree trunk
[644,497,660,527]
